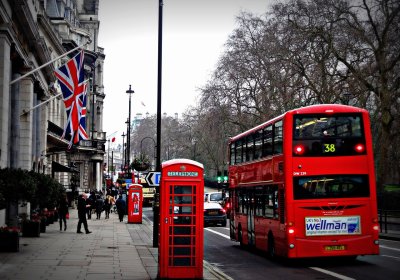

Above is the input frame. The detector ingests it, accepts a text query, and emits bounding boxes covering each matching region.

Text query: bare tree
[274,0,400,186]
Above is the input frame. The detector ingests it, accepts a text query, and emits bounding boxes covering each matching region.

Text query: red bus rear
[228,104,379,258]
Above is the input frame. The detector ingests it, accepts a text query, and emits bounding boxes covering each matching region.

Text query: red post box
[127,184,143,224]
[158,159,204,279]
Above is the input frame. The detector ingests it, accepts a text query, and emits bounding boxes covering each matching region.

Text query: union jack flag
[55,50,88,147]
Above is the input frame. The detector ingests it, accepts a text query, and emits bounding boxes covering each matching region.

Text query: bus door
[229,189,235,239]
[247,190,255,246]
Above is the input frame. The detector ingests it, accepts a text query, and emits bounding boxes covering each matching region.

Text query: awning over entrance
[51,161,79,177]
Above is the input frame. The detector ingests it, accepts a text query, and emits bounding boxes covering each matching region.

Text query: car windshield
[209,193,222,201]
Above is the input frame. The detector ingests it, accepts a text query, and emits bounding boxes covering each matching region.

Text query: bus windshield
[293,175,370,199]
[293,114,366,156]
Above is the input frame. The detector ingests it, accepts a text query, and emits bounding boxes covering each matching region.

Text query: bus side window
[255,188,264,216]
[246,135,254,162]
[263,126,273,157]
[254,130,263,160]
[274,121,283,154]
[230,144,235,165]
[236,140,243,164]
[273,189,278,219]
[278,189,285,224]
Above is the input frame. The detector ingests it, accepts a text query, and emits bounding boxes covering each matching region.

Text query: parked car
[204,202,227,227]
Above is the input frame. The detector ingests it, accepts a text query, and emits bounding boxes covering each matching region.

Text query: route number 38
[324,143,336,153]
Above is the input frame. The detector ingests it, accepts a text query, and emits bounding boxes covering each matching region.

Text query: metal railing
[378,209,400,234]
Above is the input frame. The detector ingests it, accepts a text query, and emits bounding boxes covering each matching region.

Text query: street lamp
[125,118,129,170]
[121,132,126,171]
[154,0,164,248]
[126,85,135,175]
[107,139,110,178]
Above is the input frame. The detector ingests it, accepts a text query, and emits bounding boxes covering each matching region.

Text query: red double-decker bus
[228,104,379,258]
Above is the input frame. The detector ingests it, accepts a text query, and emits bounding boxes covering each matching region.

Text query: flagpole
[20,79,90,116]
[10,39,91,85]
[20,92,62,116]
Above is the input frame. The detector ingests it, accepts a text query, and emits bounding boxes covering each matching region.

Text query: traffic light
[217,171,222,184]
[223,170,228,188]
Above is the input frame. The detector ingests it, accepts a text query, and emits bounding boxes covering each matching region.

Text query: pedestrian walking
[77,193,92,234]
[115,195,126,222]
[104,195,113,219]
[58,193,69,231]
[95,194,104,219]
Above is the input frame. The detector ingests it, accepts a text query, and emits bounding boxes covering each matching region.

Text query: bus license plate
[325,245,346,251]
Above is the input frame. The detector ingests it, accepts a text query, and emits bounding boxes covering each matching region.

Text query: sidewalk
[0,209,226,280]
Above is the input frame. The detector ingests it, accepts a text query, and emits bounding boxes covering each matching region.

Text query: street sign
[145,171,161,187]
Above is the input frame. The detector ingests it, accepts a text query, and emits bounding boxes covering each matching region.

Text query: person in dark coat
[115,195,126,222]
[77,193,92,234]
[58,193,69,231]
[86,192,95,219]
[95,195,104,219]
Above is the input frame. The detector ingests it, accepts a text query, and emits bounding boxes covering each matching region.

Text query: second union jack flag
[55,50,88,147]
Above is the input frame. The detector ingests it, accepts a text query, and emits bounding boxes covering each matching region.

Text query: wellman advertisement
[305,216,361,236]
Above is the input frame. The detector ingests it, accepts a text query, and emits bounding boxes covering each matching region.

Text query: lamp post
[107,139,110,178]
[121,132,126,171]
[126,85,135,175]
[154,0,163,248]
[125,119,129,171]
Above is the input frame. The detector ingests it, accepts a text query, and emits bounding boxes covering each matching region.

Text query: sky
[98,0,274,144]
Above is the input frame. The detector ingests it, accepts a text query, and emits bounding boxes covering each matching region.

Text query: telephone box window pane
[181,206,192,214]
[172,205,193,215]
[174,196,192,204]
[174,237,192,245]
[173,185,192,195]
[173,226,192,235]
[173,247,191,256]
[173,258,191,266]
[173,216,193,225]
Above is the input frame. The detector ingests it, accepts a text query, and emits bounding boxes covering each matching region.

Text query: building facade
[0,0,106,193]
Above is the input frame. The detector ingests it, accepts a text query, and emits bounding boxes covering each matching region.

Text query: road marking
[205,228,231,239]
[310,267,355,280]
[203,260,234,280]
[380,255,400,261]
[380,245,400,252]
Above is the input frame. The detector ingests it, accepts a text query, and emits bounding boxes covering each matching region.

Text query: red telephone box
[158,159,204,279]
[127,184,142,224]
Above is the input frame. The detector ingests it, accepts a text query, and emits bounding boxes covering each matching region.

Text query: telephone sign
[145,171,161,187]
